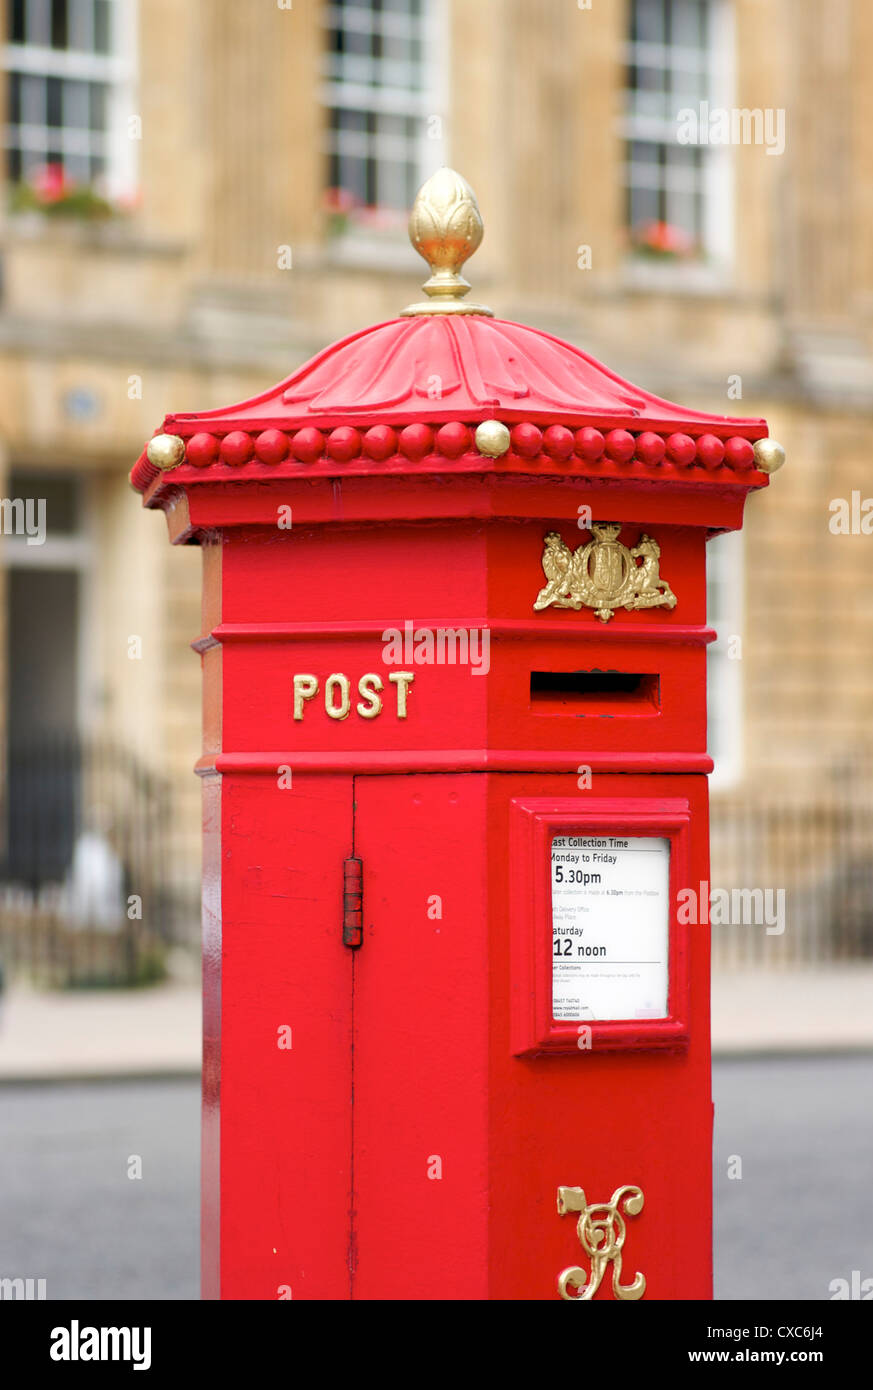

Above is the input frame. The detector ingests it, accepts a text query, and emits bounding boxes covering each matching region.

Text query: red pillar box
[132,170,783,1301]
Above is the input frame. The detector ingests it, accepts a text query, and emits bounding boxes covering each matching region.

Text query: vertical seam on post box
[349,773,357,1299]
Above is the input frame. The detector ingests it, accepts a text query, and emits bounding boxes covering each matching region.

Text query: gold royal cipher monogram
[534,523,677,622]
[556,1185,646,1302]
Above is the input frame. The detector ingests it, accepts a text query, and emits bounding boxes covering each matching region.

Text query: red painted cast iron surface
[139,311,769,1300]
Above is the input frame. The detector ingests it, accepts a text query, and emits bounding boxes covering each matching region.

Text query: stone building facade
[1,0,871,965]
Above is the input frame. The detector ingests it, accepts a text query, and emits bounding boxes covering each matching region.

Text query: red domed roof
[133,168,775,495]
[160,314,765,437]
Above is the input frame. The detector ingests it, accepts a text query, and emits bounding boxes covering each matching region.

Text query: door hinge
[343,856,363,948]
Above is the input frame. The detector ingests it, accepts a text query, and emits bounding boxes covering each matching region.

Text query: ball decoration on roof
[327,427,362,462]
[254,429,289,465]
[363,425,397,460]
[187,433,220,467]
[635,431,666,465]
[474,420,511,458]
[146,433,186,471]
[292,428,324,462]
[220,431,254,466]
[753,438,786,474]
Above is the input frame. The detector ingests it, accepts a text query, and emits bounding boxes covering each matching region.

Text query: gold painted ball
[474,420,511,458]
[753,438,786,474]
[146,433,186,471]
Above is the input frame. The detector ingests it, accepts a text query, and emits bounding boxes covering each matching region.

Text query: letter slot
[530,670,660,716]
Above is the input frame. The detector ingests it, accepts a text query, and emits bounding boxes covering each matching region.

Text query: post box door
[350,772,489,1300]
[215,769,357,1301]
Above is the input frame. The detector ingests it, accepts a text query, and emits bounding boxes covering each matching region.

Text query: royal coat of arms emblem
[533,523,677,623]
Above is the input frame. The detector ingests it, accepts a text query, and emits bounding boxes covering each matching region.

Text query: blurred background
[0,0,871,1299]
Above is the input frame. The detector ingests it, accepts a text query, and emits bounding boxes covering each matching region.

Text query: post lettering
[356,673,383,718]
[293,673,318,720]
[389,671,414,718]
[325,673,351,720]
[292,671,414,721]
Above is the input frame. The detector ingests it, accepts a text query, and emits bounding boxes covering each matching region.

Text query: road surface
[1,1057,871,1300]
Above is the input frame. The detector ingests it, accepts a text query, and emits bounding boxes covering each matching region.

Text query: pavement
[711,963,873,1056]
[0,963,870,1080]
[0,982,201,1081]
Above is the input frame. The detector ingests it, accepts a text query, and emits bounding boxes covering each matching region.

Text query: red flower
[633,220,696,257]
[323,187,359,214]
[31,163,69,204]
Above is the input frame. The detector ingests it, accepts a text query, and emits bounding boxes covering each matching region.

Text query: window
[4,0,137,196]
[4,470,95,738]
[623,0,732,263]
[706,529,743,787]
[321,0,444,221]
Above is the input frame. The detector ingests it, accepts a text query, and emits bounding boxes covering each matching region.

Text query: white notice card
[551,835,670,1021]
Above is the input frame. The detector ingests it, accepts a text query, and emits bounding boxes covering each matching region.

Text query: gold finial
[400,168,493,317]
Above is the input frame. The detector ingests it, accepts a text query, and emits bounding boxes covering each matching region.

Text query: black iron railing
[710,764,873,967]
[0,735,198,988]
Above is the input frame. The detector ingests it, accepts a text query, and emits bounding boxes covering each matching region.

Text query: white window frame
[706,527,744,789]
[320,0,447,227]
[622,0,734,272]
[3,0,138,200]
